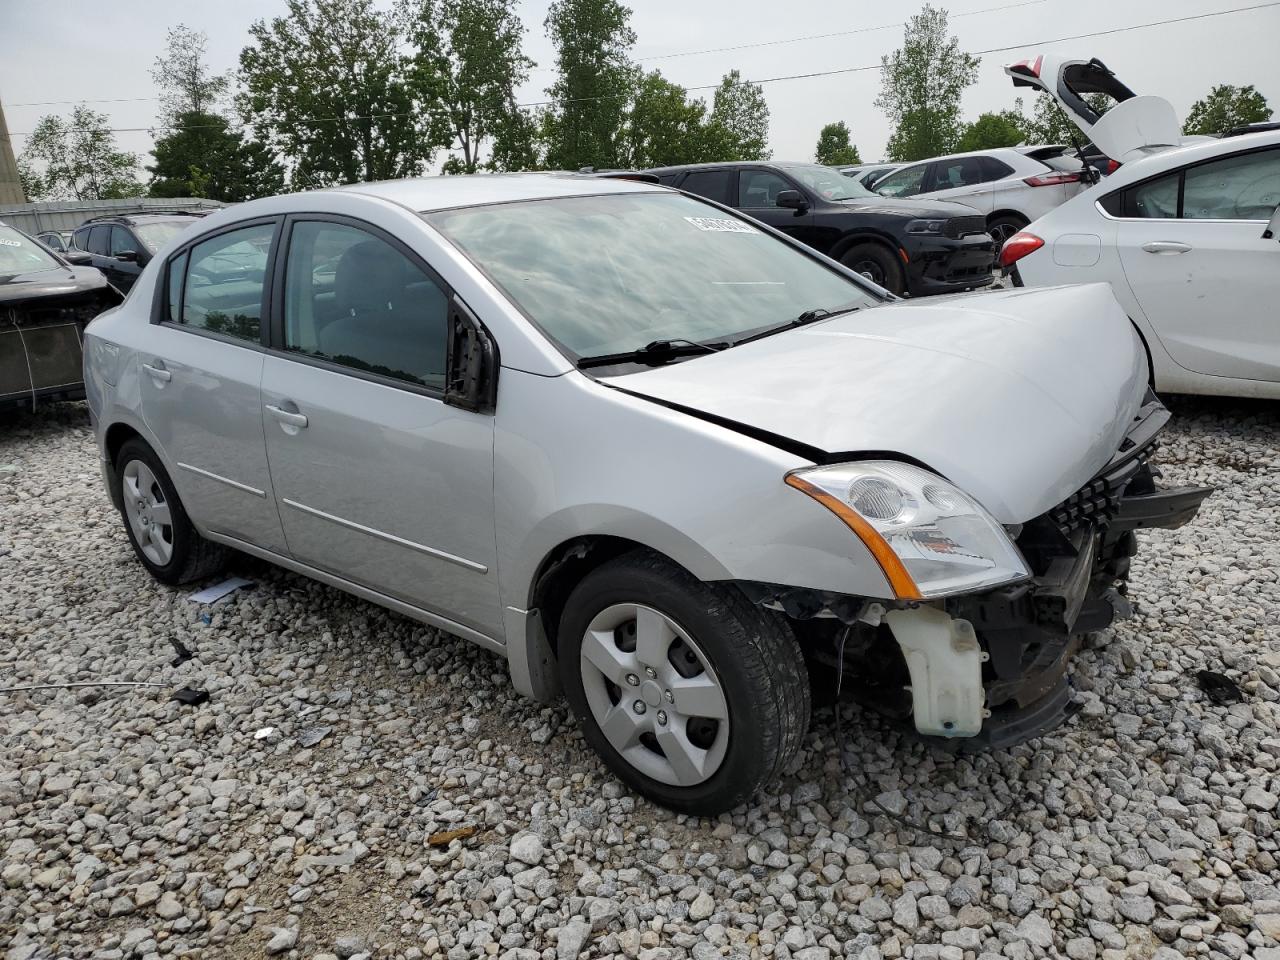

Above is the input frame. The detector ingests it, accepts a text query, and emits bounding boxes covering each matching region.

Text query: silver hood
[608,283,1149,523]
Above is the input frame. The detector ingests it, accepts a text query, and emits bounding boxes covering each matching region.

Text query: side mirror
[115,249,139,263]
[64,250,93,267]
[444,296,499,413]
[1264,206,1280,241]
[775,190,808,212]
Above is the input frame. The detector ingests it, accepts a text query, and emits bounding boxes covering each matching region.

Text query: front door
[106,226,145,292]
[260,216,502,637]
[139,218,288,552]
[1116,146,1280,382]
[735,168,815,242]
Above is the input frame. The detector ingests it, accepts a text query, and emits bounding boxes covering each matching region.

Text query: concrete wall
[0,196,225,235]
[0,99,25,205]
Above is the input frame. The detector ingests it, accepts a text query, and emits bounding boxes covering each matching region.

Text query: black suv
[646,161,995,297]
[71,212,206,293]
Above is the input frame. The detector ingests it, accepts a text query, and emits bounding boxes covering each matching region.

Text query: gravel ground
[1,397,1278,960]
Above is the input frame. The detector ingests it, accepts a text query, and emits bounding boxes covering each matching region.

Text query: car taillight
[1008,55,1044,78]
[999,232,1045,268]
[1106,159,1121,174]
[1023,172,1082,187]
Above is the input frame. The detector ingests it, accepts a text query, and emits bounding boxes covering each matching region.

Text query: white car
[1001,54,1280,399]
[872,146,1089,244]
[836,162,902,190]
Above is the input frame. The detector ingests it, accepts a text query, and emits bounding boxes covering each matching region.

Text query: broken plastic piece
[427,825,477,847]
[188,577,254,604]
[297,725,332,748]
[169,636,194,667]
[1197,670,1243,705]
[171,688,210,706]
[254,726,277,740]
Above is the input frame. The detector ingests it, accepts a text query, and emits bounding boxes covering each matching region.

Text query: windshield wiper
[730,304,862,348]
[576,338,727,370]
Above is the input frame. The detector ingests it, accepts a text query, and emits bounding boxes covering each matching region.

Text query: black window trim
[1097,142,1280,223]
[265,211,461,403]
[151,215,283,354]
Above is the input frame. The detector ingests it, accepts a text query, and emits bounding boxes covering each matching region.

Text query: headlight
[785,461,1030,600]
[905,219,946,235]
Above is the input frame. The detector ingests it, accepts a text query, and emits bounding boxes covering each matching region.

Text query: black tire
[841,243,905,296]
[987,214,1029,246]
[114,438,228,585]
[558,550,811,815]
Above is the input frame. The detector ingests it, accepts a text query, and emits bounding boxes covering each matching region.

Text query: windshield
[426,192,878,359]
[777,163,877,201]
[134,220,192,253]
[0,225,61,278]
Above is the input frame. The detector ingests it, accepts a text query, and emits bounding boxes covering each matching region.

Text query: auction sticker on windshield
[684,217,757,234]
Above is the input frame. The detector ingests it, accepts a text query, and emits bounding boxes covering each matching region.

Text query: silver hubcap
[579,603,730,787]
[122,460,174,566]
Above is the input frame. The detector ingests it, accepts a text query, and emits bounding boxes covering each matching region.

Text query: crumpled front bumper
[931,394,1210,749]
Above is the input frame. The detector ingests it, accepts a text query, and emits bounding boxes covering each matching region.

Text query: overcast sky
[2,0,1277,175]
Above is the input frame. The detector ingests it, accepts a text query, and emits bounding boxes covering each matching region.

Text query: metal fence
[0,197,226,235]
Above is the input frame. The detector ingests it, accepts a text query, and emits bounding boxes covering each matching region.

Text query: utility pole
[0,93,27,204]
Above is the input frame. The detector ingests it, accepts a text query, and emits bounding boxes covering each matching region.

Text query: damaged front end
[746,394,1211,750]
[0,272,122,410]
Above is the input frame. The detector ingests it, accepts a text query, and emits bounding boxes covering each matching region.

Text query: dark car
[646,161,995,297]
[645,161,993,296]
[0,222,123,410]
[35,230,74,254]
[71,212,205,293]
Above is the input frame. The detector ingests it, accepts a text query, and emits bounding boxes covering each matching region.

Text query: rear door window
[87,225,111,256]
[177,222,274,343]
[678,170,732,204]
[72,227,90,251]
[932,157,987,190]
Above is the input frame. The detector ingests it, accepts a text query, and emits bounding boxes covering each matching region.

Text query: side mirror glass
[1264,206,1280,241]
[775,189,807,211]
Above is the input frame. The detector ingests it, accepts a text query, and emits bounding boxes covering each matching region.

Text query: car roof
[645,161,782,174]
[334,172,664,211]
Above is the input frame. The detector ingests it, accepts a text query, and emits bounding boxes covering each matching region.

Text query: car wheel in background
[987,214,1029,246]
[841,243,905,296]
[558,551,811,815]
[115,438,229,585]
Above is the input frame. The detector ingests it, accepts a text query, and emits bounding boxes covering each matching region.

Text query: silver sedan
[84,173,1206,813]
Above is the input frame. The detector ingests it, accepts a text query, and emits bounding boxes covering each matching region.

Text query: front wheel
[558,551,811,815]
[987,214,1028,246]
[841,243,905,296]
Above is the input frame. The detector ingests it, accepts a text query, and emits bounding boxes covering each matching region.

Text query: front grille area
[1048,436,1157,537]
[945,216,989,238]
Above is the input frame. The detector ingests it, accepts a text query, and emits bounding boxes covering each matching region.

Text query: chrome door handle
[1141,241,1192,255]
[265,404,308,428]
[142,362,172,382]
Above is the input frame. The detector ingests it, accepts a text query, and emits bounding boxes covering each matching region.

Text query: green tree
[876,5,979,161]
[707,70,771,161]
[238,0,426,188]
[622,71,720,169]
[19,106,140,201]
[151,25,231,132]
[542,0,638,170]
[814,122,861,165]
[148,111,285,201]
[1184,84,1272,136]
[401,0,535,173]
[1021,91,1109,146]
[956,107,1028,153]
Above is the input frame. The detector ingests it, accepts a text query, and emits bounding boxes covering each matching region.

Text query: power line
[7,1,1278,138]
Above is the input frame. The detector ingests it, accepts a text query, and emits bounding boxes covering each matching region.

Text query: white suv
[873,147,1089,244]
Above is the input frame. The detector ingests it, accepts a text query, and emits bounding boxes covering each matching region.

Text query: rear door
[675,169,732,205]
[138,218,288,551]
[1112,145,1280,382]
[259,215,502,637]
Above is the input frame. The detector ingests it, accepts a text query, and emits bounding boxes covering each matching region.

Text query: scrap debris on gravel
[1,397,1278,960]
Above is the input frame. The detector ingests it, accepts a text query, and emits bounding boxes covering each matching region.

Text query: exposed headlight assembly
[905,219,946,235]
[786,461,1030,600]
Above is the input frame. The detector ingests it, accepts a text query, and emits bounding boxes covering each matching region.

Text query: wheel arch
[828,229,903,265]
[986,209,1030,228]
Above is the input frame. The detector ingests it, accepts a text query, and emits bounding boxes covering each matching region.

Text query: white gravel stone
[2,398,1279,958]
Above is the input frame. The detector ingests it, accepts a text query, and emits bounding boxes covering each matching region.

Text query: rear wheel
[115,438,228,585]
[841,243,905,296]
[558,551,810,815]
[987,214,1029,246]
